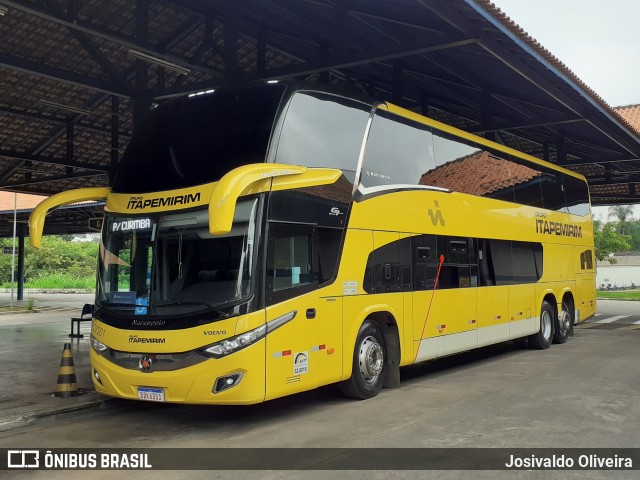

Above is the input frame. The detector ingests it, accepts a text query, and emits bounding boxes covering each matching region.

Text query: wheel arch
[343,305,401,388]
[561,290,576,322]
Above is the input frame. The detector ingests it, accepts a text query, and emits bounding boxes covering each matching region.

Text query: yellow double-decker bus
[30,83,595,404]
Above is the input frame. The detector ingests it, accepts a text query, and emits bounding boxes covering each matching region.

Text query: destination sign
[111,218,153,232]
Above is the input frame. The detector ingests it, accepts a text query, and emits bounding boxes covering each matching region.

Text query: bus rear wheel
[553,300,572,344]
[339,321,386,400]
[529,300,553,350]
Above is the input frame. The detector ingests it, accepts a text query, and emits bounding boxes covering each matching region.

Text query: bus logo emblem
[428,201,446,226]
[139,355,153,372]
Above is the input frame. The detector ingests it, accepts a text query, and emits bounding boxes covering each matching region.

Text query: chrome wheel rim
[541,310,552,339]
[559,309,571,336]
[358,335,384,384]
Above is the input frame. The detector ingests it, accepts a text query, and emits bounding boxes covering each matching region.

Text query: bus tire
[553,299,572,344]
[339,321,386,400]
[529,300,554,350]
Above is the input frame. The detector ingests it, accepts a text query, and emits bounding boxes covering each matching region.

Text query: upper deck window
[274,91,370,176]
[361,107,590,216]
[112,85,285,194]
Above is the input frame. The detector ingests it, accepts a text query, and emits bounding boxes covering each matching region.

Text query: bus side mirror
[29,187,110,248]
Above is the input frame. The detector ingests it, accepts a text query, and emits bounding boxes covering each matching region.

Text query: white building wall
[596,265,640,289]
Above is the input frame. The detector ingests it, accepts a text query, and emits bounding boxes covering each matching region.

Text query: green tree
[593,220,631,263]
[0,236,98,285]
[627,219,640,251]
[607,205,635,235]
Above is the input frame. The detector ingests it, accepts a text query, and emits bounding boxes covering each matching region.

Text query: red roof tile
[420,150,539,196]
[0,192,46,213]
[614,104,640,134]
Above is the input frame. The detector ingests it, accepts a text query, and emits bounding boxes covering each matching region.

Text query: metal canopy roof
[1,0,639,209]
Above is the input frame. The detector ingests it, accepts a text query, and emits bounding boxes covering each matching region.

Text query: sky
[489,0,640,107]
[490,0,640,219]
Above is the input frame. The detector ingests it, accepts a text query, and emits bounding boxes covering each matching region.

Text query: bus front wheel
[339,320,386,400]
[529,300,554,350]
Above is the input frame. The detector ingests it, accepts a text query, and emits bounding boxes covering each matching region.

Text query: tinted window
[363,237,411,294]
[479,239,542,286]
[512,242,543,283]
[540,173,567,212]
[489,240,512,285]
[412,235,437,291]
[266,223,318,305]
[275,92,369,174]
[564,175,591,216]
[113,85,284,193]
[361,109,436,188]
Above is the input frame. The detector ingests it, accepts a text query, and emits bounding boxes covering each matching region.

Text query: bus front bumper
[89,340,266,405]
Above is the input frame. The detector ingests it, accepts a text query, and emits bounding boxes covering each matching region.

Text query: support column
[17,225,25,301]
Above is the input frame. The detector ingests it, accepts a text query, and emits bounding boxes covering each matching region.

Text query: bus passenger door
[263,223,342,400]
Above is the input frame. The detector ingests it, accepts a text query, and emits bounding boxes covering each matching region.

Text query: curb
[0,393,121,432]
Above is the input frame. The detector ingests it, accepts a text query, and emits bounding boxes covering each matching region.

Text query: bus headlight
[200,310,296,358]
[90,335,108,355]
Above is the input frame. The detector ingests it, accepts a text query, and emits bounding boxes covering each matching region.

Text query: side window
[275,91,369,174]
[489,240,513,285]
[266,223,318,305]
[412,235,437,291]
[437,236,476,289]
[362,109,436,188]
[363,237,411,294]
[539,173,567,212]
[564,174,591,216]
[479,239,542,286]
[511,242,543,283]
[317,227,342,284]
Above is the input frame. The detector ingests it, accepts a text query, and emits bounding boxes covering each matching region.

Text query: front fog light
[213,372,244,393]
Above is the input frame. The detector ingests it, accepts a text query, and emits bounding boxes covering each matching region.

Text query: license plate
[137,387,165,402]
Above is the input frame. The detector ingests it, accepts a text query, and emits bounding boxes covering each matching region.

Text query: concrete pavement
[0,292,116,431]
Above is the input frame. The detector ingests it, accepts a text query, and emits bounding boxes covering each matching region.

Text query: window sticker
[135,297,148,315]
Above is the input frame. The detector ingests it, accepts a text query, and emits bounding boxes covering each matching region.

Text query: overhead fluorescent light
[188,89,215,98]
[39,99,93,116]
[128,49,190,76]
[266,80,280,84]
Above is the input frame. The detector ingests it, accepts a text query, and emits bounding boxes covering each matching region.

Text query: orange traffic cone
[54,343,79,398]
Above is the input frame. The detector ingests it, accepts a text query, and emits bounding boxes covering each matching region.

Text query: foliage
[596,291,640,300]
[593,220,631,263]
[627,219,640,251]
[0,236,98,287]
[607,205,635,235]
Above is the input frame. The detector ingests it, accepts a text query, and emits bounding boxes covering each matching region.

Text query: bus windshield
[96,198,259,316]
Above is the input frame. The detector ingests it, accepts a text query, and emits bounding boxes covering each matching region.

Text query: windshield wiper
[152,301,230,318]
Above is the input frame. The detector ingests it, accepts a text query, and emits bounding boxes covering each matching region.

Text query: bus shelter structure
[0,0,638,211]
